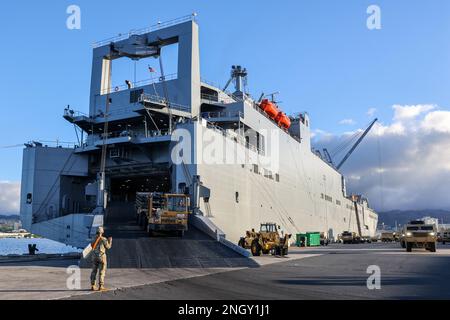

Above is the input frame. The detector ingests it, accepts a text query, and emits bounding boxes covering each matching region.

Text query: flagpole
[149,65,158,97]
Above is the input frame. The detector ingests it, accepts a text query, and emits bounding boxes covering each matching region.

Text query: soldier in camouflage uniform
[90,227,112,291]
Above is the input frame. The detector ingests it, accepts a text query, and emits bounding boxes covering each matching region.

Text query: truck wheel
[406,242,412,252]
[148,230,154,237]
[282,247,289,256]
[238,238,245,248]
[429,242,436,252]
[401,241,405,248]
[251,240,262,256]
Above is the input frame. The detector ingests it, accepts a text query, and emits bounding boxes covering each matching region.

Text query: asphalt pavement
[73,242,450,300]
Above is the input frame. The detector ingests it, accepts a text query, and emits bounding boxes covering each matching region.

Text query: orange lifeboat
[274,111,284,123]
[275,112,292,130]
[280,114,291,129]
[259,99,279,118]
[259,99,291,129]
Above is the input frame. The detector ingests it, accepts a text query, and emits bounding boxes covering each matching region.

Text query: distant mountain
[0,214,20,221]
[378,209,450,227]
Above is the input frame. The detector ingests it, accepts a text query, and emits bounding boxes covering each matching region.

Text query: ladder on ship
[353,199,363,237]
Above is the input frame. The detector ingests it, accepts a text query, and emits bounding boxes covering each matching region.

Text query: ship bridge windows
[201,86,218,102]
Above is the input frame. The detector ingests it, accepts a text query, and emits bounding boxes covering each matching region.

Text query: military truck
[400,220,437,252]
[341,231,361,244]
[136,193,190,237]
[238,223,291,256]
[393,232,402,242]
[381,232,395,242]
[439,230,450,244]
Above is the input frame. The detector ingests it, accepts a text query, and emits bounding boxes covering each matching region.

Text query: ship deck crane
[336,118,378,170]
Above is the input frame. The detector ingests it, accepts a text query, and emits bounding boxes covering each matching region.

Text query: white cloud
[339,118,356,125]
[367,108,377,117]
[392,104,435,121]
[313,104,450,211]
[0,181,20,215]
[421,110,450,133]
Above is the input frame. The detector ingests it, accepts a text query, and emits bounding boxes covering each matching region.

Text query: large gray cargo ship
[20,15,377,248]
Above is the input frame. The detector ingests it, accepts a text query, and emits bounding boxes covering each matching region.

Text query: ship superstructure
[20,15,377,248]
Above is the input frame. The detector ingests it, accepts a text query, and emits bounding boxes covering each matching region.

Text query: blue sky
[0,0,450,184]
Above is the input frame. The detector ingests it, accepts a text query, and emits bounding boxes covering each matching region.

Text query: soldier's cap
[97,227,104,234]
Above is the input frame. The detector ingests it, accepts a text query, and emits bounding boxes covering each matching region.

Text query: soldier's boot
[98,284,107,291]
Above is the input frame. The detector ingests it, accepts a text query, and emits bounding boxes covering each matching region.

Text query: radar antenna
[222,65,248,94]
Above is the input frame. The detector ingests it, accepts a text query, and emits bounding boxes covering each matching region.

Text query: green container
[296,232,321,247]
[306,232,321,247]
[296,233,307,247]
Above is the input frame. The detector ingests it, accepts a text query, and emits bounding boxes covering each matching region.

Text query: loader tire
[251,240,262,256]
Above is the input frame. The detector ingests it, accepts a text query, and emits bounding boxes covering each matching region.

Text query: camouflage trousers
[90,254,107,286]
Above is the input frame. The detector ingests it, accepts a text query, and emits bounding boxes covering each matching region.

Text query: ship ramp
[80,202,256,269]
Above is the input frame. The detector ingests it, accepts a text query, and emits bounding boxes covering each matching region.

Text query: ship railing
[81,128,172,148]
[97,128,171,140]
[93,105,140,119]
[201,111,243,119]
[200,93,237,104]
[99,73,177,95]
[139,93,191,112]
[64,108,89,119]
[93,14,197,48]
[26,140,78,149]
[200,78,222,89]
[92,97,190,121]
[200,78,252,103]
[205,122,261,154]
